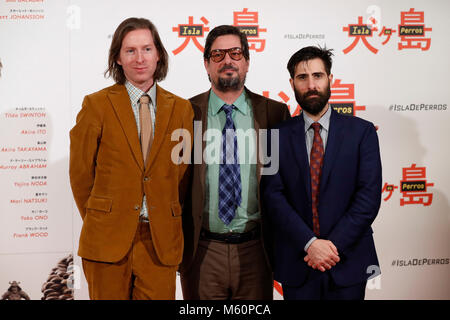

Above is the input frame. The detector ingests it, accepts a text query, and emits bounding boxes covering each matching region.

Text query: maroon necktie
[310,122,324,236]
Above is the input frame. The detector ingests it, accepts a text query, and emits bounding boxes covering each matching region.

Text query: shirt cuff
[304,236,317,252]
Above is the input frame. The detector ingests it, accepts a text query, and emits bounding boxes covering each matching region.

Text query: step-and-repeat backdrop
[0,0,449,300]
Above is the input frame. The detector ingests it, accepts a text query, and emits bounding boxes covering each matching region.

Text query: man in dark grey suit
[180,25,290,300]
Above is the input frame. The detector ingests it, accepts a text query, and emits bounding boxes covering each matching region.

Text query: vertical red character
[398,8,432,51]
[233,8,267,52]
[172,16,210,55]
[378,26,396,45]
[382,182,398,201]
[400,164,434,206]
[329,79,366,116]
[343,16,378,54]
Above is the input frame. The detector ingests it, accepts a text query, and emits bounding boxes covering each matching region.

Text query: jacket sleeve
[69,95,103,219]
[328,123,382,254]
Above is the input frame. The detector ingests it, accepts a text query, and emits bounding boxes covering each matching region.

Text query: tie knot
[221,104,235,116]
[140,95,150,105]
[311,122,321,132]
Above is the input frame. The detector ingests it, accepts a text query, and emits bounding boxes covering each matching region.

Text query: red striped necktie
[310,122,324,236]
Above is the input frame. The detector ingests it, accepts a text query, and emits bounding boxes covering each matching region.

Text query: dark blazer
[180,87,290,274]
[70,84,193,266]
[261,108,382,287]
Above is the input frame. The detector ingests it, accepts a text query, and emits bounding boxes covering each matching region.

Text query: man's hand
[304,239,340,272]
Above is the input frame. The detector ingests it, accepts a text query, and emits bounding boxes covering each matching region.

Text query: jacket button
[134,205,140,210]
[143,177,149,182]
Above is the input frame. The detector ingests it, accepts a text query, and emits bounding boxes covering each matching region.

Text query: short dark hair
[287,46,334,78]
[203,25,250,61]
[105,17,169,84]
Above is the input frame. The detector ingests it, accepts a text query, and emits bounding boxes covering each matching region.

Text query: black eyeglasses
[209,47,244,63]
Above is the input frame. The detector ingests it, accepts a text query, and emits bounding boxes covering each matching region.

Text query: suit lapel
[320,108,344,193]
[192,91,210,198]
[108,84,144,171]
[246,88,268,184]
[145,84,174,173]
[291,115,312,200]
[186,90,210,217]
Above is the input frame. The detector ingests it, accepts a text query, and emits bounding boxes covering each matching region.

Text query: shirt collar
[209,89,248,116]
[125,80,157,106]
[303,104,332,133]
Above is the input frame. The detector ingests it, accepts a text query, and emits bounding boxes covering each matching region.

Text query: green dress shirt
[203,90,260,233]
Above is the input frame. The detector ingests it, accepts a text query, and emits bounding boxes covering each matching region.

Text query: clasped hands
[304,239,340,272]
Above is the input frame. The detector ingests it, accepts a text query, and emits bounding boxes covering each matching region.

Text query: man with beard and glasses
[261,46,382,300]
[179,25,290,300]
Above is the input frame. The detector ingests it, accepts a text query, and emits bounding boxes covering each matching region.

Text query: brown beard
[210,64,246,92]
[294,82,331,116]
